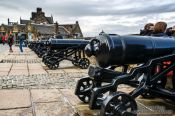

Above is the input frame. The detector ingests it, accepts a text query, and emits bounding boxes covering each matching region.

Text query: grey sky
[0,0,175,36]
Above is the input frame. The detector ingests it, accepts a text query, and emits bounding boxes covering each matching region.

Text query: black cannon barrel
[85,34,175,68]
[49,39,89,49]
[38,40,50,45]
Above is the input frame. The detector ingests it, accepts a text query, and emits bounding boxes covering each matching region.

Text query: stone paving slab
[9,69,29,76]
[31,89,61,103]
[0,68,11,72]
[12,66,27,70]
[0,63,12,68]
[13,63,28,67]
[15,56,27,59]
[11,67,28,70]
[28,64,43,68]
[0,71,9,76]
[0,108,33,116]
[0,90,31,109]
[34,102,75,116]
[61,89,100,116]
[4,55,15,58]
[60,89,80,106]
[28,67,43,70]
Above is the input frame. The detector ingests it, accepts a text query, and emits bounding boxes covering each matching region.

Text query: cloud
[42,0,175,17]
[0,0,175,36]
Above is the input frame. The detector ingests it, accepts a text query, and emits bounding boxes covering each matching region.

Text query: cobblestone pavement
[0,73,87,89]
[1,59,42,63]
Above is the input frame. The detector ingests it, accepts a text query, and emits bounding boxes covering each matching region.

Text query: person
[165,27,173,36]
[19,34,25,53]
[8,34,14,52]
[56,34,63,39]
[0,34,2,44]
[5,33,9,43]
[2,34,6,45]
[151,21,167,37]
[140,23,154,36]
[152,21,167,88]
[151,22,175,89]
[165,26,175,90]
[165,26,175,36]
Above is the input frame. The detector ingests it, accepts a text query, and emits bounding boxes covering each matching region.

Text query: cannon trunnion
[75,34,175,116]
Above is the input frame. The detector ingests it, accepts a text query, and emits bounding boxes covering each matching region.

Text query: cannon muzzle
[85,39,100,57]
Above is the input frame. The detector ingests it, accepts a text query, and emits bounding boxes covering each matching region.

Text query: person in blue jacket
[19,34,25,53]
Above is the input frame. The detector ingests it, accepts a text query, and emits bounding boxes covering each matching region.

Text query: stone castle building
[0,8,83,41]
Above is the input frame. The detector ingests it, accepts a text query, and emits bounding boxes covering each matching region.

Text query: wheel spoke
[105,112,114,116]
[79,94,85,99]
[80,88,91,94]
[108,102,116,111]
[80,83,86,88]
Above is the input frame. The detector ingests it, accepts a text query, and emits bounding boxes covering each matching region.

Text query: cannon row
[28,34,175,116]
[28,40,50,58]
[75,34,175,116]
[29,38,90,69]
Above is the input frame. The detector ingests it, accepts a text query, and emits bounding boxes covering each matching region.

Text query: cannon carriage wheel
[47,62,59,70]
[72,56,80,66]
[75,77,93,103]
[100,92,137,116]
[78,58,90,69]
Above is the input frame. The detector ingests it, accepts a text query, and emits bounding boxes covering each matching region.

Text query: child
[8,34,14,52]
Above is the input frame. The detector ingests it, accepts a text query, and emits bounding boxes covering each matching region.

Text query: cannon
[75,34,175,116]
[34,40,50,57]
[49,39,89,49]
[43,39,90,69]
[28,40,50,58]
[28,41,36,49]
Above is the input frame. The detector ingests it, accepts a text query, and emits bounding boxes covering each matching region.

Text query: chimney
[76,21,79,25]
[37,7,42,12]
